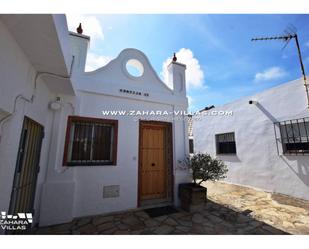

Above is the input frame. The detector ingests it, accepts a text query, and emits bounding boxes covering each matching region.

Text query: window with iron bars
[275,117,309,155]
[215,132,237,154]
[63,116,118,166]
[189,138,194,154]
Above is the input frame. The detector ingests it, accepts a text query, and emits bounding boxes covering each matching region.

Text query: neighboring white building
[188,115,194,155]
[0,14,190,230]
[194,78,309,201]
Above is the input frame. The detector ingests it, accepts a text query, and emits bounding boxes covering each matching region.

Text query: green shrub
[179,153,228,185]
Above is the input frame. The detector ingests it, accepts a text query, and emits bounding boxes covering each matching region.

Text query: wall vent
[103,185,120,198]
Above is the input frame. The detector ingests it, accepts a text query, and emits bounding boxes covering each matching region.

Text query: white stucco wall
[193,79,309,201]
[39,34,191,226]
[0,15,191,228]
[0,19,55,230]
[0,16,76,232]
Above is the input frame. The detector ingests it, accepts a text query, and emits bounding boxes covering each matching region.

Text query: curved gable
[78,48,172,95]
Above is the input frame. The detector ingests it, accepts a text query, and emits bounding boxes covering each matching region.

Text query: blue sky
[67,14,309,111]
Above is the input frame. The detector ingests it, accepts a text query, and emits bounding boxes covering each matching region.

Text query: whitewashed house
[194,79,309,201]
[0,14,190,230]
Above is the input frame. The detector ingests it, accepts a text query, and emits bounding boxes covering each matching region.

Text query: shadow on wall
[255,102,278,123]
[281,156,309,187]
[253,103,309,188]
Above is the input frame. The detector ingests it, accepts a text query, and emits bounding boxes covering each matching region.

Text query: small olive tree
[179,153,228,185]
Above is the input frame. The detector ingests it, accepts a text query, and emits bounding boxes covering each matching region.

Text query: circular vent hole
[126,59,144,77]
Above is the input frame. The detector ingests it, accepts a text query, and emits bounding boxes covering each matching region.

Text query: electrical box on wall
[103,185,120,198]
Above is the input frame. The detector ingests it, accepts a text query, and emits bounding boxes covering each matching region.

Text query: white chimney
[69,24,90,74]
[167,53,187,96]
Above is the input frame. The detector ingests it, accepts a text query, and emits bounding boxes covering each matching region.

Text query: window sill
[216,153,237,156]
[65,162,116,167]
[282,153,309,156]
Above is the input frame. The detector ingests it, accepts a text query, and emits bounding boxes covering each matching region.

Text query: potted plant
[178,153,228,212]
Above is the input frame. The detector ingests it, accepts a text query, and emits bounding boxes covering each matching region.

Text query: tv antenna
[251,25,309,109]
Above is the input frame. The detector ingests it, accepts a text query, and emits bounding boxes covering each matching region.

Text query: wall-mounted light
[49,97,62,111]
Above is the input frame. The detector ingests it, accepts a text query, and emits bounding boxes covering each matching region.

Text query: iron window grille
[63,116,118,166]
[189,138,194,154]
[216,132,237,154]
[274,117,309,155]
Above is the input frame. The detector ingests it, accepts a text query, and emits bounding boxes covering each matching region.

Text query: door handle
[151,163,155,167]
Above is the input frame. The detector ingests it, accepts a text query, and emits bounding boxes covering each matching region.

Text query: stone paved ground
[203,181,309,235]
[32,182,309,235]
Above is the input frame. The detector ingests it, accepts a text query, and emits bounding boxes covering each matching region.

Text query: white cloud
[254,67,287,81]
[85,53,113,72]
[161,48,205,89]
[66,14,104,43]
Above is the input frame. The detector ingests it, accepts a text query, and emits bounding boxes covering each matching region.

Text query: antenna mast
[251,29,309,109]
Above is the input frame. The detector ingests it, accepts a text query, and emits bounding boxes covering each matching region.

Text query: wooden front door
[139,121,173,204]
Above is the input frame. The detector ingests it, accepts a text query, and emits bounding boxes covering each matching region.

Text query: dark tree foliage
[180,153,228,185]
